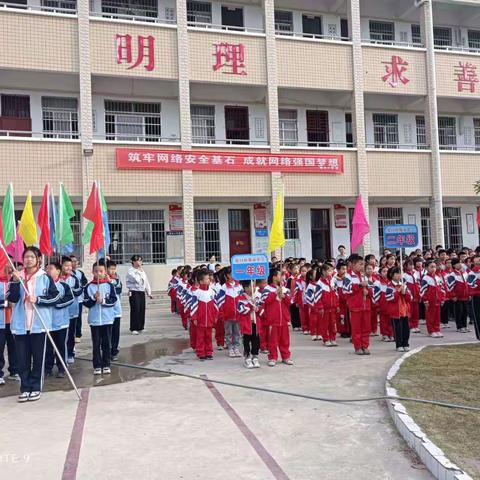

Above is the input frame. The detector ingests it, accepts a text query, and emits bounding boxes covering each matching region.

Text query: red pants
[309,310,321,337]
[379,312,393,337]
[300,305,310,332]
[425,304,441,334]
[181,312,188,330]
[170,297,176,313]
[196,326,213,358]
[321,310,337,342]
[189,321,197,350]
[409,302,420,329]
[350,310,371,350]
[370,308,378,334]
[215,319,225,347]
[260,323,270,351]
[268,324,291,361]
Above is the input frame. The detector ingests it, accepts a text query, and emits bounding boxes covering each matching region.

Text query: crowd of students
[0,247,123,402]
[167,245,480,366]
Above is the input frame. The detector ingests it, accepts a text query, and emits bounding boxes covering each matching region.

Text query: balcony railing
[276,30,350,42]
[94,133,180,143]
[279,141,355,148]
[366,143,431,150]
[362,38,424,48]
[192,138,269,146]
[0,1,76,14]
[434,44,480,54]
[0,129,80,139]
[187,21,264,34]
[90,10,175,25]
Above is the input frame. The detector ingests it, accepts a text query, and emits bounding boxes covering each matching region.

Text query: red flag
[38,184,52,256]
[351,194,370,253]
[83,182,104,254]
[0,216,8,274]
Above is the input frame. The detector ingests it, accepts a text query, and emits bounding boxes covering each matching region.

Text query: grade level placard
[231,254,270,281]
[383,224,419,249]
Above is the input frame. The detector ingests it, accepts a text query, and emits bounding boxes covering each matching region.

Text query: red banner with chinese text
[116,149,344,174]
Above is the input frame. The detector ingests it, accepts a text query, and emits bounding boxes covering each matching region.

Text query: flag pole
[0,239,81,400]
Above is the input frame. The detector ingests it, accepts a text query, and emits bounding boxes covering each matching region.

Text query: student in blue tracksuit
[71,255,88,341]
[107,260,122,361]
[45,262,74,379]
[61,256,82,364]
[8,247,60,402]
[84,261,117,375]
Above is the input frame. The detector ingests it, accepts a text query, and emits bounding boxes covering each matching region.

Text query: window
[373,113,398,147]
[102,0,157,18]
[105,100,161,142]
[340,18,349,40]
[187,1,211,24]
[279,109,298,146]
[284,208,299,240]
[345,113,353,146]
[191,105,215,144]
[474,118,480,151]
[274,10,293,34]
[369,20,394,43]
[302,15,322,38]
[306,110,329,146]
[438,116,457,150]
[221,6,244,30]
[378,207,403,253]
[41,0,76,11]
[1,95,30,118]
[411,24,422,44]
[443,207,462,251]
[225,106,249,144]
[108,210,166,264]
[420,207,431,251]
[415,115,427,149]
[42,97,78,139]
[469,30,480,50]
[433,27,452,47]
[195,209,221,262]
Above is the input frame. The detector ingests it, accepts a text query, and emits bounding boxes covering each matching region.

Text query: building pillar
[348,0,371,254]
[176,0,195,263]
[263,0,280,153]
[77,0,94,269]
[421,0,445,248]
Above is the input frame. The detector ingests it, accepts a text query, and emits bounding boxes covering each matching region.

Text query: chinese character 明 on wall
[116,34,155,71]
[213,43,247,76]
[455,62,479,93]
[382,55,409,88]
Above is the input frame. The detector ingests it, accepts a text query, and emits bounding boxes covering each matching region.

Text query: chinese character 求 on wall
[116,34,155,71]
[382,55,410,88]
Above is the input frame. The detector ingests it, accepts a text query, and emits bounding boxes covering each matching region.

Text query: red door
[228,209,251,257]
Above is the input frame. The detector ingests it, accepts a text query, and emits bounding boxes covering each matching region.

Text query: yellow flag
[268,188,285,252]
[18,191,38,246]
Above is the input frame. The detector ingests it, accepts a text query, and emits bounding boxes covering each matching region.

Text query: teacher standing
[126,255,152,335]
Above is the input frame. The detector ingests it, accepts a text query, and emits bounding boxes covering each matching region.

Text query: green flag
[1,183,16,246]
[56,183,75,247]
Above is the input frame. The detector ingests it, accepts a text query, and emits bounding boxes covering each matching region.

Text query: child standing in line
[365,264,379,336]
[334,262,350,338]
[71,255,88,343]
[421,260,445,338]
[256,279,269,354]
[237,281,261,369]
[84,261,118,375]
[107,260,122,361]
[403,260,421,333]
[167,269,178,314]
[297,265,310,335]
[375,266,394,342]
[317,263,339,347]
[446,258,471,333]
[288,265,301,331]
[386,267,412,352]
[305,268,318,340]
[186,274,198,352]
[190,270,217,361]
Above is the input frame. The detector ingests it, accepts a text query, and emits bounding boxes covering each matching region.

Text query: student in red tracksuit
[167,269,178,314]
[365,264,379,336]
[295,265,310,335]
[334,262,350,338]
[186,278,198,351]
[467,255,480,340]
[343,256,372,355]
[420,260,445,338]
[403,260,421,333]
[177,271,189,330]
[317,263,339,347]
[237,281,261,369]
[446,258,471,333]
[255,279,269,353]
[376,266,394,341]
[263,268,293,367]
[386,267,412,352]
[190,270,217,361]
[305,268,318,340]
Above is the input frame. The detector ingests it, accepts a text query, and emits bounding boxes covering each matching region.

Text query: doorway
[229,209,251,257]
[311,209,331,260]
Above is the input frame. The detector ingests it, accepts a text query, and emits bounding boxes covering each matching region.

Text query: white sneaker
[324,340,332,347]
[317,335,323,341]
[18,392,30,403]
[311,335,318,341]
[302,331,310,335]
[282,359,294,365]
[131,330,139,335]
[396,347,404,352]
[93,368,102,375]
[28,391,41,402]
[234,348,242,357]
[228,350,236,358]
[0,377,5,385]
[436,332,444,338]
[330,341,338,347]
[67,357,75,365]
[217,345,224,351]
[102,367,111,374]
[244,357,254,369]
[268,360,276,367]
[252,357,260,368]
[404,347,410,352]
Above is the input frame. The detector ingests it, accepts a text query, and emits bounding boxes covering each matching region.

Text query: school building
[1,0,480,286]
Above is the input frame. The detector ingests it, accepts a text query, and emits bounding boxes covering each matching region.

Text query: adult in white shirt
[125,255,153,335]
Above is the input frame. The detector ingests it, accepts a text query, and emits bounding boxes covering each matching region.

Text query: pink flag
[6,226,24,263]
[351,195,370,253]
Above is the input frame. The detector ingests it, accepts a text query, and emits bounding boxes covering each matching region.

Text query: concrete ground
[0,298,476,480]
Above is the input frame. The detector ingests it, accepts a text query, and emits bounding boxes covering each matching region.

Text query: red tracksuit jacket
[218,281,243,321]
[316,277,339,312]
[190,285,218,328]
[237,293,261,335]
[420,273,444,306]
[263,285,291,327]
[385,281,412,318]
[344,271,372,312]
[446,270,470,301]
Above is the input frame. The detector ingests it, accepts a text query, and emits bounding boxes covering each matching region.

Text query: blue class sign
[231,254,270,281]
[383,224,419,249]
